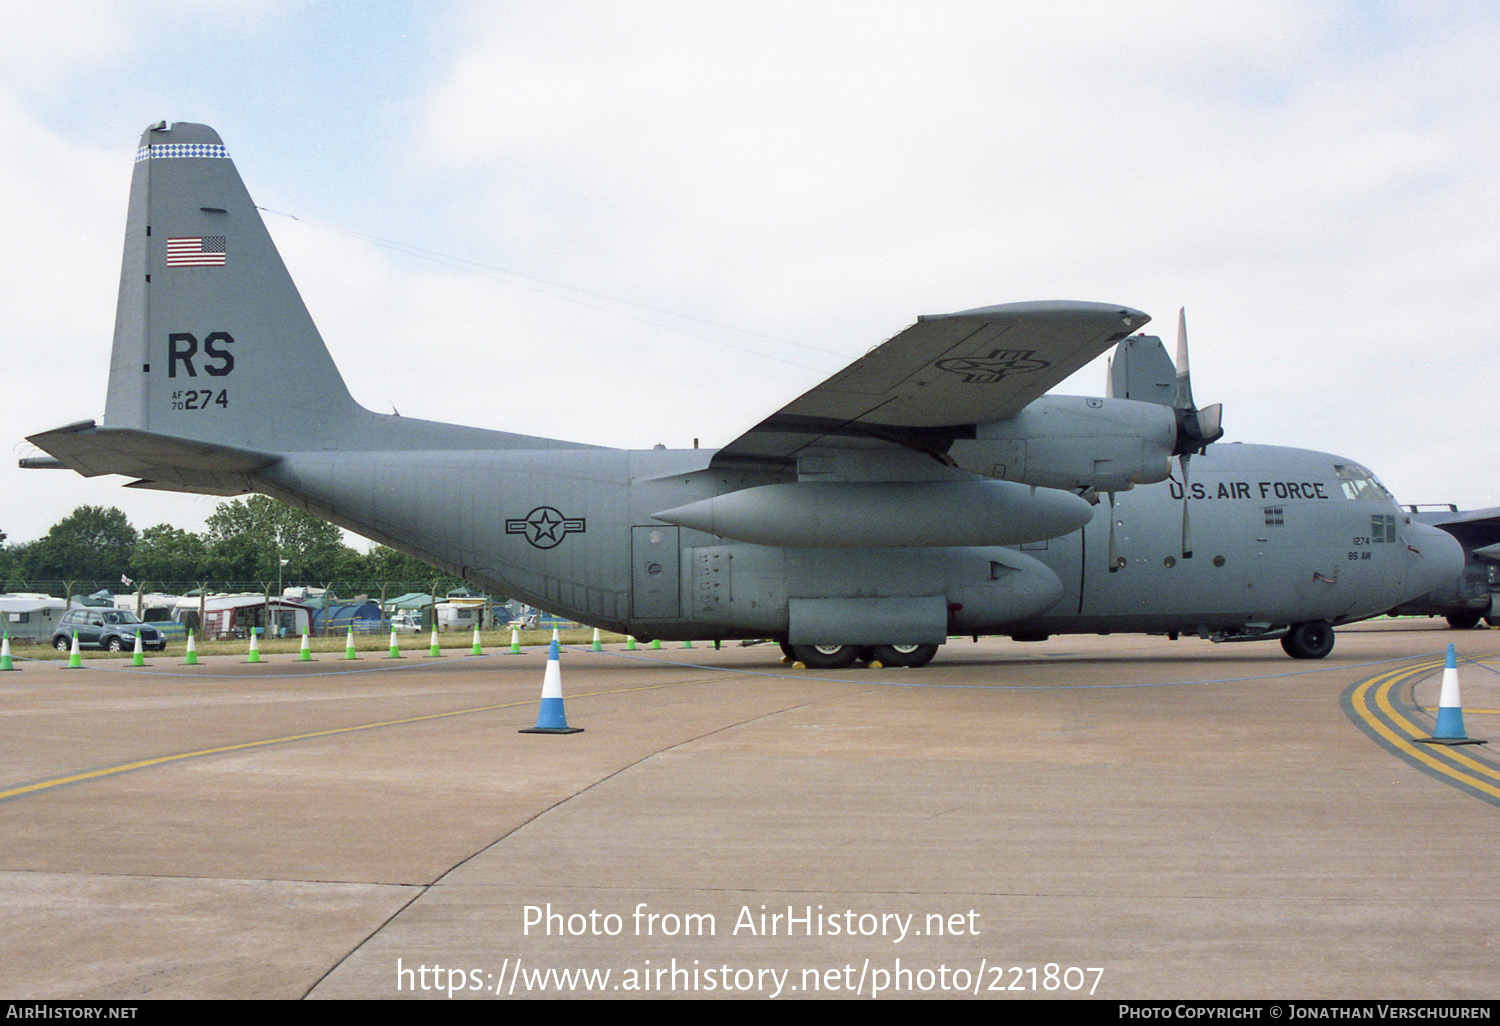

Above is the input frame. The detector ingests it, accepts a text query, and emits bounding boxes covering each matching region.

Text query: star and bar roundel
[505,506,587,549]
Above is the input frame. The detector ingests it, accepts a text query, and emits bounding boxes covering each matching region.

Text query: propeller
[1107,491,1121,573]
[1171,308,1223,559]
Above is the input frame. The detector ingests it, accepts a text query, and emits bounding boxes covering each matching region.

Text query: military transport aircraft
[20,122,1464,668]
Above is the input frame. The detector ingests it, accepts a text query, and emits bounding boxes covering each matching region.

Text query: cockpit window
[1333,464,1390,501]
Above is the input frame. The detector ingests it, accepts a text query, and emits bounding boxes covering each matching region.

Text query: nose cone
[1402,522,1466,603]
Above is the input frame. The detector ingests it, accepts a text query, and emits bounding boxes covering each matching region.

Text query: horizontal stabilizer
[24,420,277,495]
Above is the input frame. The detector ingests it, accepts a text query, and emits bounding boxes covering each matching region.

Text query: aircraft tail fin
[103,121,362,453]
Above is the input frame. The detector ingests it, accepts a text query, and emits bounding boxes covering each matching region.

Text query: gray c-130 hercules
[21,122,1464,668]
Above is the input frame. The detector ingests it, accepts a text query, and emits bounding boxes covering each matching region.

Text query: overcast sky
[2,1,1497,545]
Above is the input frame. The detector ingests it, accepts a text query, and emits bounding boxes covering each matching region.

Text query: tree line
[0,497,468,598]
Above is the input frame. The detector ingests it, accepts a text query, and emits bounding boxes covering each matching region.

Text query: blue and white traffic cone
[519,640,583,734]
[1420,643,1487,746]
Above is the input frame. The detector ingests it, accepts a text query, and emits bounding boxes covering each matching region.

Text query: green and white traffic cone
[471,626,483,655]
[428,628,442,658]
[1,633,15,671]
[507,628,523,655]
[344,627,358,660]
[682,639,693,649]
[67,632,83,669]
[387,629,403,659]
[625,635,637,651]
[184,630,199,665]
[131,633,145,667]
[299,633,313,661]
[651,638,661,650]
[246,631,262,663]
[591,627,603,652]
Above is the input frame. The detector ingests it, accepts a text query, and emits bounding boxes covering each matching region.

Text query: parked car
[52,608,167,653]
[388,612,424,633]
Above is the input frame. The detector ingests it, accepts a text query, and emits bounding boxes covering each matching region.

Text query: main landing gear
[779,642,939,669]
[1280,621,1335,660]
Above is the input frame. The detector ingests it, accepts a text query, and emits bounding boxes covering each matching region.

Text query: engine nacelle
[949,395,1177,493]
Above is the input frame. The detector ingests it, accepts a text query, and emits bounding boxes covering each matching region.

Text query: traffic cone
[299,633,313,661]
[591,628,603,652]
[519,640,583,734]
[428,628,442,657]
[650,639,662,650]
[344,627,358,660]
[67,632,83,669]
[131,633,145,667]
[1,633,15,671]
[507,627,523,655]
[184,630,199,665]
[625,635,637,651]
[682,639,693,649]
[471,626,483,655]
[387,629,403,658]
[1419,644,1487,746]
[246,632,262,663]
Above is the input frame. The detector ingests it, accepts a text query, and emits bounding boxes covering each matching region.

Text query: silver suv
[52,608,167,653]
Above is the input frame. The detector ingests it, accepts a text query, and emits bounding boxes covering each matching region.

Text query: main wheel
[1280,621,1335,660]
[1446,613,1481,630]
[867,643,939,668]
[778,641,796,662]
[790,644,859,669]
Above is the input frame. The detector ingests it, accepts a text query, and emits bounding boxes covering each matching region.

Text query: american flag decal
[166,236,226,267]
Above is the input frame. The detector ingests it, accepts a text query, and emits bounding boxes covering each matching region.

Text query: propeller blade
[1197,403,1223,446]
[1107,491,1121,573]
[1180,453,1194,559]
[1174,307,1194,412]
[1170,307,1225,455]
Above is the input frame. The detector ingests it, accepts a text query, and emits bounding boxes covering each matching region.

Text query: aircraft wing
[712,300,1149,469]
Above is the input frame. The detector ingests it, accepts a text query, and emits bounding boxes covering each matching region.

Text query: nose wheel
[1280,621,1335,659]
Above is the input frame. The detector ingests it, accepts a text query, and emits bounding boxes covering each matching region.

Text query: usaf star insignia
[506,506,587,549]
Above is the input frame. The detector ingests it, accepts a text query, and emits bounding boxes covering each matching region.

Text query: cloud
[3,1,1498,549]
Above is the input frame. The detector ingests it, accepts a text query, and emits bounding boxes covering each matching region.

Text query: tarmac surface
[0,622,1496,1001]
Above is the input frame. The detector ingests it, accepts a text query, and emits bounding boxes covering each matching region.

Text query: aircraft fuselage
[258,434,1447,646]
